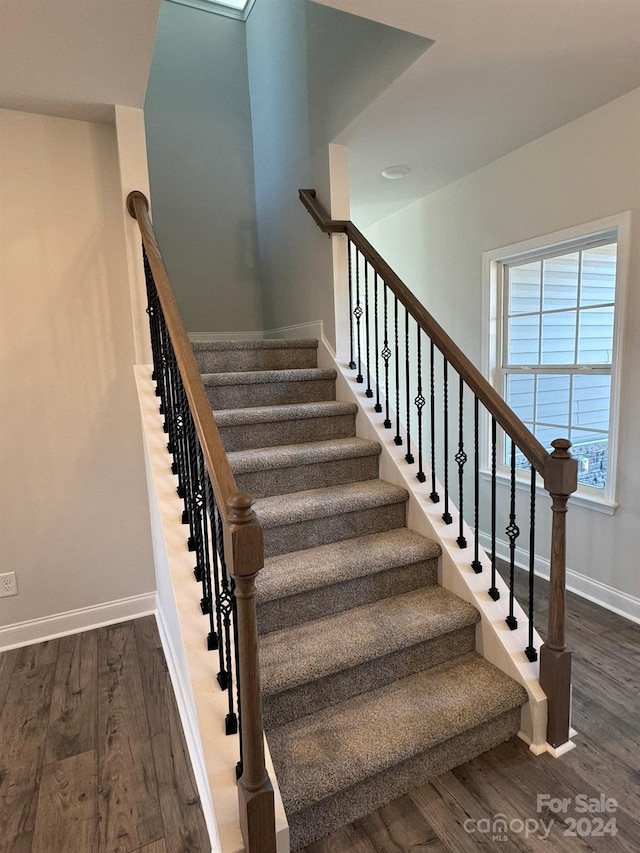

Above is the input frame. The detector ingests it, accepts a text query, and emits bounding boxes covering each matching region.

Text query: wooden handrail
[299,188,549,477]
[127,191,275,851]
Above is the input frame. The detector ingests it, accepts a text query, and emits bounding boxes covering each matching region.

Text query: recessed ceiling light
[381,165,410,180]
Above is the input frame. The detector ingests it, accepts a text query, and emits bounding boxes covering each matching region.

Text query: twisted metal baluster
[215,506,238,735]
[488,418,500,601]
[506,439,519,630]
[442,358,452,524]
[207,482,225,664]
[525,467,538,661]
[374,272,382,413]
[202,478,218,651]
[394,296,402,446]
[429,341,439,502]
[405,308,414,464]
[455,375,467,547]
[471,396,482,573]
[364,261,373,397]
[415,325,426,483]
[382,285,392,429]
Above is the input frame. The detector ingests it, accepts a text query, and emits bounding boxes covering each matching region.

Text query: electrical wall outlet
[0,572,18,597]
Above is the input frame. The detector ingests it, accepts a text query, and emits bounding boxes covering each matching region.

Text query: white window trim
[481,212,631,512]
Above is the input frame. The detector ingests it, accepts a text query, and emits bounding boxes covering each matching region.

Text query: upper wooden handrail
[127,191,240,513]
[299,188,549,477]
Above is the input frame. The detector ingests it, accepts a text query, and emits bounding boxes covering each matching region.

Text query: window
[484,214,630,510]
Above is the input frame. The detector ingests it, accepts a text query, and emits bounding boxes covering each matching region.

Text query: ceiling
[314,0,640,226]
[0,0,161,123]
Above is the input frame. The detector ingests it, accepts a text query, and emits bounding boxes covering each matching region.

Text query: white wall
[365,87,640,611]
[145,1,263,335]
[0,108,155,631]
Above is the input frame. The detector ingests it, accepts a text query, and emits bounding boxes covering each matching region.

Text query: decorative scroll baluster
[354,250,363,383]
[373,272,382,414]
[455,375,467,547]
[394,296,402,445]
[405,308,414,463]
[429,341,439,502]
[442,358,452,524]
[525,467,538,661]
[202,479,218,652]
[208,481,226,659]
[488,418,500,600]
[471,396,482,573]
[216,506,239,734]
[506,440,519,630]
[415,326,426,482]
[364,261,373,397]
[382,285,392,429]
[348,239,355,370]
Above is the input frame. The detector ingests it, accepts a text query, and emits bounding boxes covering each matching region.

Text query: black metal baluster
[525,467,538,661]
[374,272,382,414]
[415,326,426,483]
[455,376,467,547]
[208,483,226,666]
[364,262,373,398]
[488,418,500,600]
[382,285,392,429]
[394,296,402,445]
[216,507,238,734]
[405,308,414,464]
[202,478,218,651]
[354,250,363,383]
[429,341,439,502]
[442,358,452,524]
[471,396,482,573]
[348,239,355,370]
[506,439,519,630]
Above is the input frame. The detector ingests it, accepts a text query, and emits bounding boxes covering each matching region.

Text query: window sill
[479,469,618,516]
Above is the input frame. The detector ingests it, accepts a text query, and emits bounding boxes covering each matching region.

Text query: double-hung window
[485,214,629,509]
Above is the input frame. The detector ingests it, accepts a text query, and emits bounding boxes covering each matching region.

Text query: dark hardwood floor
[302,566,640,852]
[0,616,210,853]
[2,570,638,853]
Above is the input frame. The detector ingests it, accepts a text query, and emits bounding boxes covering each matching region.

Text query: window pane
[509,261,540,315]
[542,252,579,312]
[536,374,570,426]
[571,430,608,490]
[577,307,614,364]
[540,311,576,364]
[535,425,563,450]
[572,374,611,431]
[507,314,539,365]
[505,373,534,421]
[580,243,616,307]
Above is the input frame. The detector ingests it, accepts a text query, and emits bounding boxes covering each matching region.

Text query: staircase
[193,338,527,850]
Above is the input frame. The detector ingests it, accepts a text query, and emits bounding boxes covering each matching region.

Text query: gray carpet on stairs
[197,339,527,849]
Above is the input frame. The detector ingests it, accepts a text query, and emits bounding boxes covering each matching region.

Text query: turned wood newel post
[541,438,578,749]
[226,492,276,853]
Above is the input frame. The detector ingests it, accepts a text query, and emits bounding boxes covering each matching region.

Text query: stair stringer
[316,336,566,756]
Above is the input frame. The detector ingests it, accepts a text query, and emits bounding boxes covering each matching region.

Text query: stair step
[203,367,335,410]
[192,338,318,373]
[260,586,479,726]
[267,652,527,848]
[229,437,381,498]
[257,528,441,633]
[254,480,408,558]
[214,400,358,452]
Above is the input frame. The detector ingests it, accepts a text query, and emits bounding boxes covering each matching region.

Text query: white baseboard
[480,532,640,626]
[0,592,157,652]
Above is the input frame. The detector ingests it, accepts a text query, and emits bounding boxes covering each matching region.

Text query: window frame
[482,213,631,513]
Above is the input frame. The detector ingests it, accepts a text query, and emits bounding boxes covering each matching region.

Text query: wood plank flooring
[0,617,209,853]
[2,572,638,853]
[302,566,640,852]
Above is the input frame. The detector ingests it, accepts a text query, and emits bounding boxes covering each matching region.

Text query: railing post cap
[544,438,578,495]
[227,492,256,523]
[550,438,572,455]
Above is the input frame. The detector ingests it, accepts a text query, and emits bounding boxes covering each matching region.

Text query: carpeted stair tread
[193,338,318,351]
[267,652,528,815]
[201,367,335,387]
[260,586,479,696]
[214,400,357,428]
[258,528,440,604]
[253,479,408,529]
[228,437,380,475]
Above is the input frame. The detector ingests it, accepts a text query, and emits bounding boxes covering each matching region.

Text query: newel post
[225,493,276,853]
[540,439,578,749]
